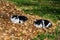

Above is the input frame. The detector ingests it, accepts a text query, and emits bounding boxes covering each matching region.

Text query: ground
[0,0,60,40]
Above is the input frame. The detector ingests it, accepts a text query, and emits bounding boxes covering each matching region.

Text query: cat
[10,15,28,23]
[34,19,52,28]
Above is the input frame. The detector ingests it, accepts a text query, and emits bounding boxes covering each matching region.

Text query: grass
[33,34,55,40]
[7,0,60,22]
[32,26,60,40]
[6,0,60,40]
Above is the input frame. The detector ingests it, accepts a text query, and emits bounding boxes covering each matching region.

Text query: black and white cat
[34,19,52,28]
[10,15,28,23]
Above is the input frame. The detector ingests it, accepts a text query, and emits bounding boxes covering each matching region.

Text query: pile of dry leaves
[0,0,57,40]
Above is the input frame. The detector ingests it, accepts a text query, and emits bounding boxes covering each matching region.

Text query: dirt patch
[0,0,57,40]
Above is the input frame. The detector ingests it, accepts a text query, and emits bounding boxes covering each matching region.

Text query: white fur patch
[34,24,42,28]
[42,20,45,27]
[46,22,51,27]
[19,20,24,23]
[10,17,20,23]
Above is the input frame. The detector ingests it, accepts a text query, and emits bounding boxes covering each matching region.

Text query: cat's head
[10,15,19,23]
